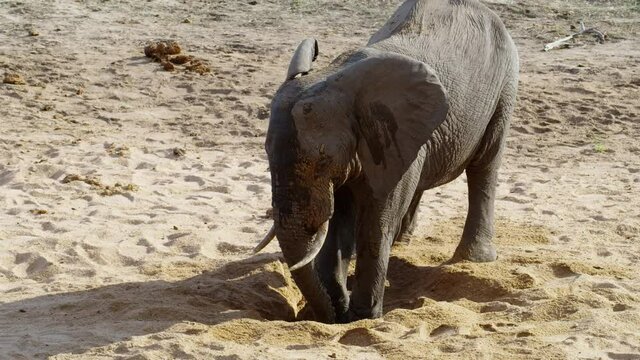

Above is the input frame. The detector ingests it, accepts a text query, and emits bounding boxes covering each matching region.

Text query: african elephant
[256,0,519,323]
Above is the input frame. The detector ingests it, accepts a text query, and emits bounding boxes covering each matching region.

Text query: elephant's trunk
[288,254,335,323]
[273,186,335,323]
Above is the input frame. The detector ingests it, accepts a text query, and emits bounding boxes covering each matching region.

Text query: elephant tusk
[289,220,329,272]
[253,225,276,254]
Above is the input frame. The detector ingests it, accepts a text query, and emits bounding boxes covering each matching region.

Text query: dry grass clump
[62,174,139,196]
[143,40,210,74]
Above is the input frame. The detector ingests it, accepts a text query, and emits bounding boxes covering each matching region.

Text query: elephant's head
[261,39,448,323]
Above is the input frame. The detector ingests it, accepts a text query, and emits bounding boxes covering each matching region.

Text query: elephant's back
[368,0,518,188]
[369,0,517,90]
[369,0,514,48]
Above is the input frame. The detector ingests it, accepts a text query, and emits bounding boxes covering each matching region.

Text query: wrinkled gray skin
[264,0,519,323]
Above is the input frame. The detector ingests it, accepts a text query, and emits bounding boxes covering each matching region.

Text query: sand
[0,0,639,359]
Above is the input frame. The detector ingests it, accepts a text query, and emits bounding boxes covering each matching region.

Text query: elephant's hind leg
[453,163,499,262]
[394,191,423,245]
[315,187,356,323]
[453,89,515,262]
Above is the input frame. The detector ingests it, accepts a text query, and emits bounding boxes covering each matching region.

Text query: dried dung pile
[144,40,210,74]
[3,72,26,85]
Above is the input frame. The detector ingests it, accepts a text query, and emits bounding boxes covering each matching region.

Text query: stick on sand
[544,22,605,51]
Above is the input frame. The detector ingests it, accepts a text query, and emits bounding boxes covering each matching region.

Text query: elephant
[255,0,519,324]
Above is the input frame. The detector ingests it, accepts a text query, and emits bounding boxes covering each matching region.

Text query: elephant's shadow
[383,256,512,312]
[2,253,507,357]
[0,254,297,358]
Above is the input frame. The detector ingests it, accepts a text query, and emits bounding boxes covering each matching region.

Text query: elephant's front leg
[315,188,356,323]
[348,152,425,320]
[394,191,423,245]
[348,202,398,320]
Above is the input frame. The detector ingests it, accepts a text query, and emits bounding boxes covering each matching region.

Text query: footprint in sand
[41,221,69,233]
[137,238,156,254]
[216,242,252,255]
[240,226,258,234]
[184,175,205,186]
[531,126,552,134]
[0,170,17,186]
[246,184,263,194]
[13,252,58,280]
[208,185,231,194]
[549,263,579,278]
[135,162,156,170]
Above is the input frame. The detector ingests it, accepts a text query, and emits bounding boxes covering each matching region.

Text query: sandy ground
[1,0,639,359]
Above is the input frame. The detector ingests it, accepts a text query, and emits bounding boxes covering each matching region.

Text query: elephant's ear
[329,51,448,197]
[287,38,319,81]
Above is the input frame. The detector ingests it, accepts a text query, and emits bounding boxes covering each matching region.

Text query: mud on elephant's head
[259,38,448,323]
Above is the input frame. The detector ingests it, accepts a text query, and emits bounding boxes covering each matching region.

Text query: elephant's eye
[304,224,316,236]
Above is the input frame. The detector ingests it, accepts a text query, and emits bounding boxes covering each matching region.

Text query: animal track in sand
[136,238,157,254]
[240,227,258,234]
[217,242,252,255]
[40,221,68,233]
[246,184,264,194]
[12,252,58,280]
[184,175,205,186]
[208,185,231,194]
[549,262,580,278]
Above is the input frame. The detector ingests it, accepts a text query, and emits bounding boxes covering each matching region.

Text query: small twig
[544,21,606,52]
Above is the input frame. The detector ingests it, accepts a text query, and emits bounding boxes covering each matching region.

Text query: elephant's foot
[452,241,497,262]
[296,304,316,321]
[333,299,351,324]
[392,232,412,247]
[297,301,350,323]
[346,302,383,322]
[346,308,382,322]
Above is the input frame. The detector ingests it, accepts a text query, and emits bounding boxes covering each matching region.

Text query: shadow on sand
[1,253,510,357]
[0,254,296,358]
